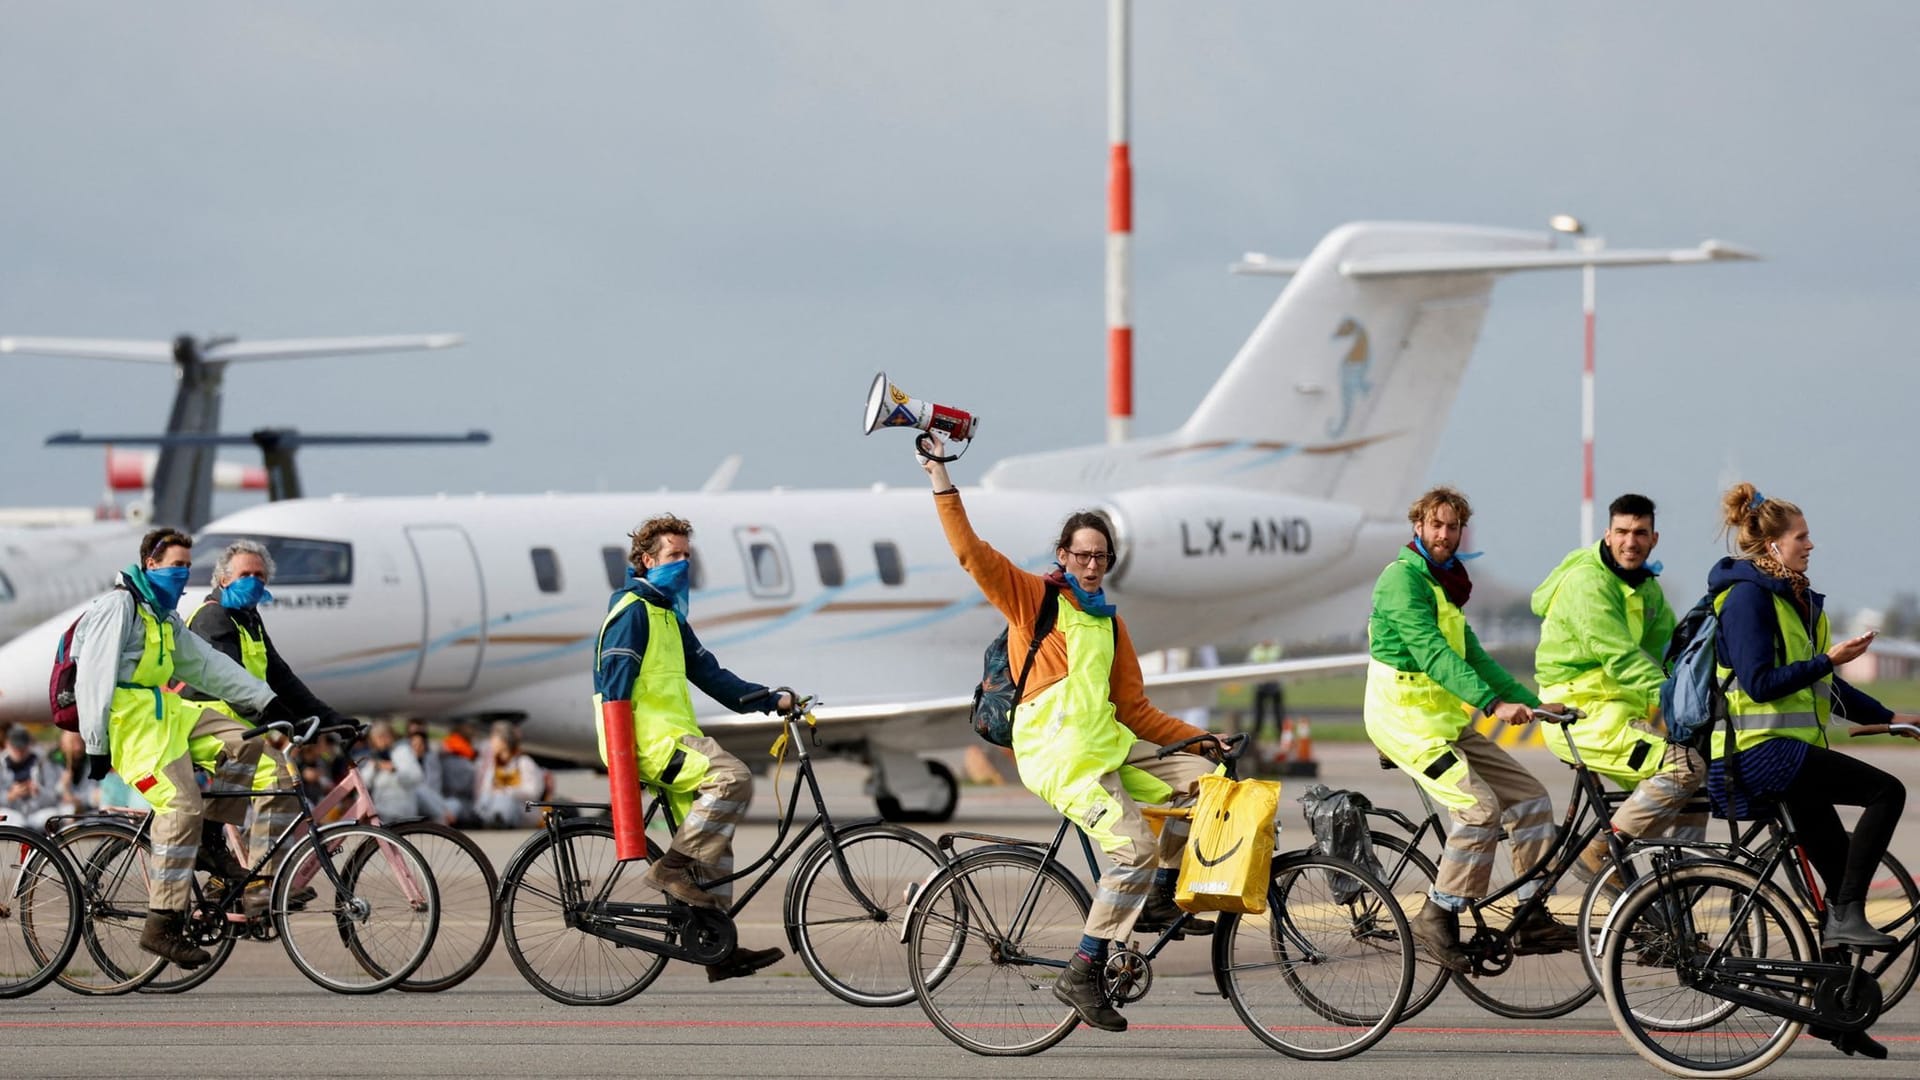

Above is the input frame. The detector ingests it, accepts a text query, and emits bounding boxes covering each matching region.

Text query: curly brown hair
[1406,486,1472,528]
[628,514,693,570]
[139,527,194,565]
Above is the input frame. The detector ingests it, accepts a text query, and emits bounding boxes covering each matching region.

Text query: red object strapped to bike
[600,699,648,862]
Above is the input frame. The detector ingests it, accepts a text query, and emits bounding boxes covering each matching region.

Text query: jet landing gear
[867,748,959,823]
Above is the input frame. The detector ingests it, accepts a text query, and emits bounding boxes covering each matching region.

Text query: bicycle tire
[905,849,1086,1056]
[45,822,166,995]
[1366,830,1450,1020]
[275,823,438,994]
[498,818,668,1006]
[3,824,83,998]
[1599,861,1811,1079]
[353,820,500,993]
[1577,843,1741,1034]
[1220,850,1413,1060]
[784,822,944,1007]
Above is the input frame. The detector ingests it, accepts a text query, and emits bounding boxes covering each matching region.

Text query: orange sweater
[936,490,1203,750]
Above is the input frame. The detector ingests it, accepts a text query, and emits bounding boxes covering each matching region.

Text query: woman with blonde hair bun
[1703,482,1919,1058]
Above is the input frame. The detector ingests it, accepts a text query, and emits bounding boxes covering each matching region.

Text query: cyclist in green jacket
[1532,493,1703,883]
[1364,486,1579,972]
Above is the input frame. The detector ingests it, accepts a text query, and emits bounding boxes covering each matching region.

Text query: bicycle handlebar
[1847,722,1920,739]
[1156,731,1248,762]
[239,715,321,745]
[739,686,814,717]
[1531,707,1584,726]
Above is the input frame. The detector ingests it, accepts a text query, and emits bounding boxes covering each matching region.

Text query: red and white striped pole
[1106,0,1132,444]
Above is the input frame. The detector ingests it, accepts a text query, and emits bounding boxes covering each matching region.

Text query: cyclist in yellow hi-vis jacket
[591,513,795,983]
[1364,487,1579,973]
[1532,493,1703,884]
[184,538,347,909]
[70,528,302,968]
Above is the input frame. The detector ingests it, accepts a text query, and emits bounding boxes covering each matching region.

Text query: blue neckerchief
[219,575,273,610]
[1412,535,1482,568]
[144,566,191,610]
[1058,563,1117,618]
[640,560,691,621]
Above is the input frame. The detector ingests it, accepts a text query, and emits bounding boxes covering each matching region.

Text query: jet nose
[0,613,76,725]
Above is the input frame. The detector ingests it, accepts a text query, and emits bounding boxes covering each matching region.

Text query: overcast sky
[3,2,1917,612]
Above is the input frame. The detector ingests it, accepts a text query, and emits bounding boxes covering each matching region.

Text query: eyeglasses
[1063,549,1113,567]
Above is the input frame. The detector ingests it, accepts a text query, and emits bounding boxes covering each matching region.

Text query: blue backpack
[1659,590,1734,750]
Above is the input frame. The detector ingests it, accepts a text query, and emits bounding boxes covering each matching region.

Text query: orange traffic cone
[1280,716,1320,778]
[1273,717,1295,764]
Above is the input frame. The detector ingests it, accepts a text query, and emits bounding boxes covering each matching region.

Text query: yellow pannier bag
[1175,774,1282,915]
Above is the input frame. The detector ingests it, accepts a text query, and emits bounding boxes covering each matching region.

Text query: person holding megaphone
[917,433,1225,1035]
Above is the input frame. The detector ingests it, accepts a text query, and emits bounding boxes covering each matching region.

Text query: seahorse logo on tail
[1326,316,1371,438]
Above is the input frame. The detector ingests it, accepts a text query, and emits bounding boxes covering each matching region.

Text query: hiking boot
[1135,883,1214,937]
[1408,901,1471,974]
[1053,953,1127,1032]
[1510,905,1582,955]
[1569,836,1613,885]
[1823,901,1898,951]
[195,822,250,882]
[706,945,785,983]
[641,860,723,909]
[139,909,211,969]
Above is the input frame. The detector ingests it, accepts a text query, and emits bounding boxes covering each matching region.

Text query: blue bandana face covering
[220,575,273,610]
[1058,564,1117,619]
[644,559,691,621]
[145,566,192,609]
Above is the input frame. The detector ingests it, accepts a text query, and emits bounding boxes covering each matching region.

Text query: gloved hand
[87,754,114,781]
[260,696,304,728]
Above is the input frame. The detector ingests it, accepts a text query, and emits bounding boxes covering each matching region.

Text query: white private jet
[0,333,472,643]
[0,222,1756,819]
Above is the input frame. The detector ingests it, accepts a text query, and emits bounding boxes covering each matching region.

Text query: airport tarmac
[6,741,1919,1079]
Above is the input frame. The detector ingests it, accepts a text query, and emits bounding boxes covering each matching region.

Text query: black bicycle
[497,689,944,1006]
[1597,721,1920,1078]
[32,716,440,995]
[1365,707,1639,1020]
[902,733,1415,1059]
[0,820,82,998]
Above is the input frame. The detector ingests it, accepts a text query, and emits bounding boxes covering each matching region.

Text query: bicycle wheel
[499,818,668,1006]
[3,824,82,998]
[905,850,1088,1056]
[1861,851,1919,1011]
[359,821,500,993]
[47,822,166,995]
[785,822,943,1007]
[1450,848,1600,1019]
[274,824,438,993]
[1367,830,1450,1020]
[1600,862,1811,1079]
[1220,851,1413,1060]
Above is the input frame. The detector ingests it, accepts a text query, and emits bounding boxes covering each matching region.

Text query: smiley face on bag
[1191,805,1245,868]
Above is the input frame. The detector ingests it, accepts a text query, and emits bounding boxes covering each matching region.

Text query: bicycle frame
[532,708,895,944]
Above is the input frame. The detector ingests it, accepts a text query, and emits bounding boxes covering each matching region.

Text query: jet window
[749,543,786,591]
[0,567,13,602]
[813,543,844,588]
[874,542,905,586]
[602,546,628,590]
[189,534,353,587]
[531,548,564,594]
[688,548,707,591]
